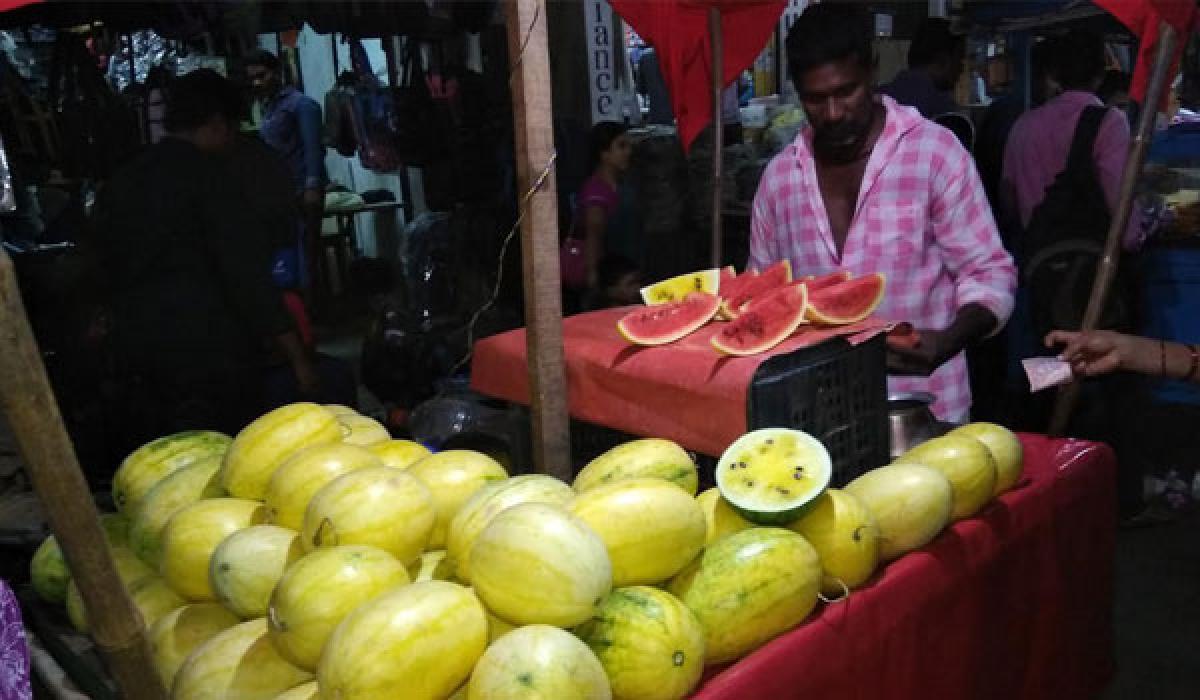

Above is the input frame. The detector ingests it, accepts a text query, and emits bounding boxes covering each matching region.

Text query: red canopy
[610,0,786,150]
[1095,0,1198,109]
[0,0,38,12]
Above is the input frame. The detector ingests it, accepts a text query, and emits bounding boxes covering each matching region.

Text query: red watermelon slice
[717,270,755,300]
[712,282,809,356]
[617,292,720,346]
[719,260,792,320]
[805,273,886,325]
[802,270,852,293]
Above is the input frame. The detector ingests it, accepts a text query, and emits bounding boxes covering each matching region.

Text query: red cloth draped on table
[692,435,1117,700]
[609,0,786,151]
[1095,0,1198,109]
[470,307,891,457]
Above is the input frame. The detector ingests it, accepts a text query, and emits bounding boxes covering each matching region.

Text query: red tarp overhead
[609,0,786,151]
[1095,0,1198,108]
[0,0,39,13]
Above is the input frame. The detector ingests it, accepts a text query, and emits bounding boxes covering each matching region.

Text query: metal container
[887,392,950,459]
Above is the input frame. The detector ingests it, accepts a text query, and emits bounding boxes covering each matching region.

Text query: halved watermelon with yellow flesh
[711,283,808,356]
[716,428,832,525]
[802,270,852,293]
[805,273,886,325]
[640,269,721,305]
[719,260,792,320]
[618,292,720,346]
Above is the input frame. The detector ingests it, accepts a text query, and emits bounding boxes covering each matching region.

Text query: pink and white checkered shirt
[749,96,1016,422]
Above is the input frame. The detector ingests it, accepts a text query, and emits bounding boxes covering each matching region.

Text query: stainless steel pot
[887,392,951,459]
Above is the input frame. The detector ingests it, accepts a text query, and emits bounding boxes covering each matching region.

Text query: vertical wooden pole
[505,0,572,479]
[1049,22,1177,436]
[709,7,724,269]
[0,250,166,700]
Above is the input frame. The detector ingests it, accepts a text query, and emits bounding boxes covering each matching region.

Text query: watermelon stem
[817,577,850,604]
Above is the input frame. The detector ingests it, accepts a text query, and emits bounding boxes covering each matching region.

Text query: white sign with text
[584,0,620,123]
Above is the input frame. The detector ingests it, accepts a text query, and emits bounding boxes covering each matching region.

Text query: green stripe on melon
[668,527,820,664]
[113,430,231,514]
[575,586,705,700]
[573,439,698,496]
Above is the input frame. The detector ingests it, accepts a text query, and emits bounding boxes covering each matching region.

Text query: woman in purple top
[574,122,634,290]
[0,579,31,700]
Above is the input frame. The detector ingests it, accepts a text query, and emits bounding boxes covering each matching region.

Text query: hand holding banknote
[1044,330,1132,378]
[1044,330,1200,385]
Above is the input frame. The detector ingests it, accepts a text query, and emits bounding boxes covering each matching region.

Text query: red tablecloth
[692,434,1116,700]
[470,308,889,457]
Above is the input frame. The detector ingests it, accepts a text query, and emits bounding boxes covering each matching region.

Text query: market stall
[0,2,1185,700]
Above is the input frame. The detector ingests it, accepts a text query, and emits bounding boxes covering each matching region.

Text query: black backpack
[1022,106,1132,337]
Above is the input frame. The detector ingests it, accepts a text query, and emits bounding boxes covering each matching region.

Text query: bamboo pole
[0,250,165,700]
[505,0,571,479]
[1049,22,1178,436]
[709,6,724,269]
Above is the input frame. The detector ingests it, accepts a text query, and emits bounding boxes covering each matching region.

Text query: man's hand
[886,303,998,377]
[887,327,959,376]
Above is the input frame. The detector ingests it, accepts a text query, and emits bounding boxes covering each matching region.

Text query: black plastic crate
[747,334,889,486]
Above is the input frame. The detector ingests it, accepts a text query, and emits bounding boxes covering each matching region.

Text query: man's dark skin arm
[202,158,320,397]
[277,328,319,396]
[887,302,997,376]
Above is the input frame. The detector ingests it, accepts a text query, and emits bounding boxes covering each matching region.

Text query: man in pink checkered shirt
[751,4,1016,423]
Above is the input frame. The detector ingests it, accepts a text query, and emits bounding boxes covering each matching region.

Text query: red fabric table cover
[692,434,1116,700]
[470,308,889,457]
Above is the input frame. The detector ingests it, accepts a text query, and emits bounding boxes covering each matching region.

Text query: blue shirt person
[261,85,326,192]
[246,50,327,291]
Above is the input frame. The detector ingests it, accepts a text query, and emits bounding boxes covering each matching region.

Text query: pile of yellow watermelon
[29,402,1023,700]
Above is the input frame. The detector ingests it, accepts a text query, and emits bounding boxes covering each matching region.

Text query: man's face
[797,56,876,164]
[246,64,278,100]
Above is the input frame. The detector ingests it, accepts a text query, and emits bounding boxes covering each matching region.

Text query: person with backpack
[1001,29,1149,518]
[1002,30,1145,267]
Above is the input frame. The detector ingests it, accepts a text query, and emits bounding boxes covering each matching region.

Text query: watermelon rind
[716,429,832,525]
[801,270,852,293]
[711,283,808,357]
[640,269,721,305]
[618,292,720,346]
[805,273,886,325]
